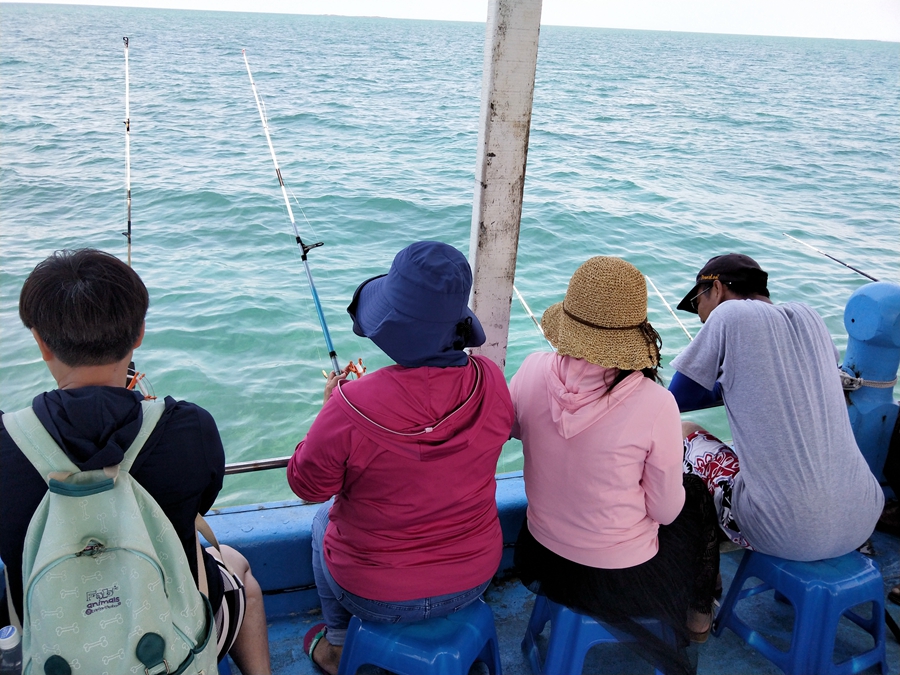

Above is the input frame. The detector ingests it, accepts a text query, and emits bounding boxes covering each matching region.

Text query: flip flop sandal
[857,538,876,556]
[303,622,328,674]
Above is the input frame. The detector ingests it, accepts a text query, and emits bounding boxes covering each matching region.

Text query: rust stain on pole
[469,0,542,372]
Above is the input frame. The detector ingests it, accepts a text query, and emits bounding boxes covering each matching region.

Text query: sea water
[1,4,898,507]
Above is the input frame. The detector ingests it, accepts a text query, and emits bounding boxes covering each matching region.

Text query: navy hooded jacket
[0,386,225,621]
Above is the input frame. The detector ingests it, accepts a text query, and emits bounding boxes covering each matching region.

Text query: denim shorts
[310,500,491,644]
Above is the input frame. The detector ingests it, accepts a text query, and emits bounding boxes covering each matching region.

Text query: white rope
[514,284,552,348]
[840,369,898,391]
[646,275,693,342]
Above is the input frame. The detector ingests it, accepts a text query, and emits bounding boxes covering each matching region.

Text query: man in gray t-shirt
[669,253,882,561]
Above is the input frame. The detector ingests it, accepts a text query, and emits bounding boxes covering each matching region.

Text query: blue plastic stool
[522,595,666,675]
[337,596,502,675]
[713,550,888,674]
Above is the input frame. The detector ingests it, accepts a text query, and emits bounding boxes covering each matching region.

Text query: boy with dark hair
[19,248,151,367]
[0,249,271,673]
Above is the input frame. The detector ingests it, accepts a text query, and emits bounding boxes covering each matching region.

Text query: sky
[5,0,900,42]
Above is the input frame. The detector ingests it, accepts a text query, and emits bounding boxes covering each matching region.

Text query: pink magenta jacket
[510,352,685,569]
[288,355,514,601]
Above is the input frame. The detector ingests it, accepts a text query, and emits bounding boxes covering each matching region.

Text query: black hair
[726,280,770,299]
[453,316,474,351]
[607,366,663,394]
[19,249,149,367]
[606,323,664,394]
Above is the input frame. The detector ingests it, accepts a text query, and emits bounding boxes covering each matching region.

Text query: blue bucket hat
[347,241,486,367]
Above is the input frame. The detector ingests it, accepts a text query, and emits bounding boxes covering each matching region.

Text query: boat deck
[1,470,895,674]
[243,530,900,675]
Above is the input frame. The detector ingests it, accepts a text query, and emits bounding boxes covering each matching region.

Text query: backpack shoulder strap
[2,398,167,484]
[119,399,166,473]
[2,407,78,483]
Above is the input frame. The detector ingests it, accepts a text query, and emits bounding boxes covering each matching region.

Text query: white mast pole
[469,0,543,372]
[124,36,132,267]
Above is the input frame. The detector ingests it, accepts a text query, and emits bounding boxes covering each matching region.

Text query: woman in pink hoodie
[511,257,718,675]
[289,241,514,675]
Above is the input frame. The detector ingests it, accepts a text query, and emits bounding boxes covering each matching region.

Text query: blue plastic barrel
[843,281,900,481]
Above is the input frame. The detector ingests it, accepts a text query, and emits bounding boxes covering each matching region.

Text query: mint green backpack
[3,399,218,675]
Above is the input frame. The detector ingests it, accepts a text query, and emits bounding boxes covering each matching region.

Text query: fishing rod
[782,233,879,282]
[123,36,132,267]
[513,284,552,347]
[243,50,341,377]
[646,275,693,342]
[121,37,155,400]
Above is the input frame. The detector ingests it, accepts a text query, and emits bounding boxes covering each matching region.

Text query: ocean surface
[1,3,898,507]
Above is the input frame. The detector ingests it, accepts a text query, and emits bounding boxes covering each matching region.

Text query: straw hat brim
[541,301,659,371]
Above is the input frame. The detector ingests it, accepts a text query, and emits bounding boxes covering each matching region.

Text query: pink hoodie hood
[545,354,645,439]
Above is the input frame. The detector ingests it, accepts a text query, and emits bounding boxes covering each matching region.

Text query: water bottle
[0,626,22,675]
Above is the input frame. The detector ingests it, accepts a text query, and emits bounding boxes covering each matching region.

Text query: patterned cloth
[683,430,753,550]
[214,558,246,661]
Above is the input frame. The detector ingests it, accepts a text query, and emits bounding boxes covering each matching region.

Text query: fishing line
[283,159,371,368]
[285,179,370,374]
[646,275,693,342]
[283,189,334,368]
[243,49,342,377]
[513,284,552,348]
[782,233,879,282]
[287,185,323,241]
[279,127,357,372]
[276,188,327,370]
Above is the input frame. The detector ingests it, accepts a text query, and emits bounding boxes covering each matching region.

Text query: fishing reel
[127,361,157,400]
[322,358,366,380]
[346,358,366,378]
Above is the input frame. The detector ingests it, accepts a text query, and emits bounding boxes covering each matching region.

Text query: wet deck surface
[237,530,900,675]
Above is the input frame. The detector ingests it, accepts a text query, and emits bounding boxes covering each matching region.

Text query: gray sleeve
[670,308,727,390]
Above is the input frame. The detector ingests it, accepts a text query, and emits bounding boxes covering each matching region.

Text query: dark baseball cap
[676,253,769,313]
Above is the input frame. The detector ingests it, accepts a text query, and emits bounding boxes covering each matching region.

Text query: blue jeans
[311,501,491,646]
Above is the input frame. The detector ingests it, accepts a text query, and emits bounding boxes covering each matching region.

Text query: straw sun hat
[541,256,661,371]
